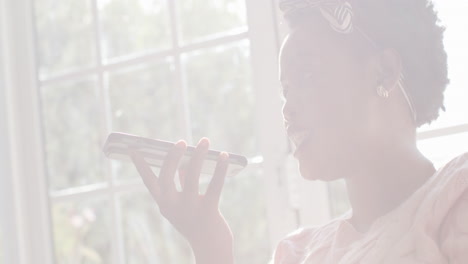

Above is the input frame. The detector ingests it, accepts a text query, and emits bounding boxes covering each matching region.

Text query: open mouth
[289,130,312,157]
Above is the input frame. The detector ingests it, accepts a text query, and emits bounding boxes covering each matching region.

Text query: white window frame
[0,0,54,263]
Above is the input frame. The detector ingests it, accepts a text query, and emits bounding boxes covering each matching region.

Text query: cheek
[297,62,371,139]
[301,84,353,133]
[327,70,371,131]
[294,82,369,179]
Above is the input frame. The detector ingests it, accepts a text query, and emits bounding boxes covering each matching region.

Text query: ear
[378,48,403,93]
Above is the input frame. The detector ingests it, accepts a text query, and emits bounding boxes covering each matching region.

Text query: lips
[286,125,312,156]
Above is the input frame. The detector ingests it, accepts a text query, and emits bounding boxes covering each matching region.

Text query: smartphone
[102,132,248,177]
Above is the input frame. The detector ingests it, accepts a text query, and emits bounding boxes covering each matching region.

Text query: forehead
[279,27,339,79]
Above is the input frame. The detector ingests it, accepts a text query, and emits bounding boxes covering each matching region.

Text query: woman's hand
[130,138,234,264]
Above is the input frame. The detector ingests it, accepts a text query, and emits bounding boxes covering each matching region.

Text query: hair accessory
[280,0,354,33]
[278,0,418,123]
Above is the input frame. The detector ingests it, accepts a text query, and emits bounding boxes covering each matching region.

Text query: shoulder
[272,226,329,264]
[272,216,344,264]
[430,153,468,261]
[438,188,468,261]
[428,152,468,202]
[420,152,468,220]
[436,150,468,212]
[440,188,468,234]
[435,152,468,181]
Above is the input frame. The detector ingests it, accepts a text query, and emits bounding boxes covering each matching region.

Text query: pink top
[273,153,468,264]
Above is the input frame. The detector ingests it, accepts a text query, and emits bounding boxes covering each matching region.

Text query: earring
[376,85,389,98]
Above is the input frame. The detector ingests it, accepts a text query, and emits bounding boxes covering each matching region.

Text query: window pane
[119,191,193,263]
[52,199,112,264]
[419,2,468,130]
[41,78,105,190]
[183,40,258,156]
[418,132,468,169]
[98,0,171,60]
[107,60,182,180]
[34,0,96,78]
[178,0,247,43]
[220,168,271,264]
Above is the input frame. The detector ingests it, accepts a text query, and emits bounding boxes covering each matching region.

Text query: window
[0,0,294,263]
[5,0,304,262]
[328,0,468,218]
[417,1,468,166]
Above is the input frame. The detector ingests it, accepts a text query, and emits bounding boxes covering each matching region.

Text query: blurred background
[0,0,467,263]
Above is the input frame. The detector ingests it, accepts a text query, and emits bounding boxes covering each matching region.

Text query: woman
[131,0,468,263]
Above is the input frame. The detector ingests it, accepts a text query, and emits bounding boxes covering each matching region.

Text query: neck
[344,144,435,233]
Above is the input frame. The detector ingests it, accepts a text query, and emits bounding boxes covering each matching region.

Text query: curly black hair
[283,0,450,127]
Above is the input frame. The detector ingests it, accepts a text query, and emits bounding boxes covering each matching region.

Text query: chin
[296,148,344,182]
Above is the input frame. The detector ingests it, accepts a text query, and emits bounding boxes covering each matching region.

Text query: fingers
[159,140,187,195]
[205,152,230,207]
[183,138,210,195]
[130,151,161,202]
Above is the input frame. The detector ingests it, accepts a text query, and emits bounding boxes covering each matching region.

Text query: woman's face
[279,24,380,181]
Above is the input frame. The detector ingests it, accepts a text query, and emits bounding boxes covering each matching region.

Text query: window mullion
[169,0,193,143]
[89,0,127,262]
[244,0,299,250]
[38,31,248,89]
